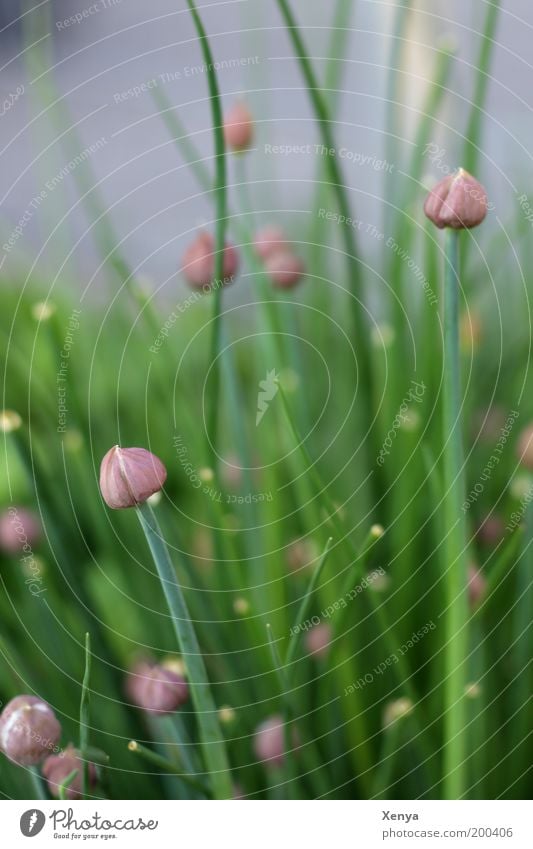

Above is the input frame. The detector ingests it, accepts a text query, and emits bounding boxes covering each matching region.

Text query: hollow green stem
[275,0,373,479]
[79,632,91,798]
[463,1,501,175]
[442,228,468,798]
[59,769,79,801]
[185,0,227,469]
[29,766,47,800]
[128,741,211,797]
[285,537,333,669]
[136,501,232,799]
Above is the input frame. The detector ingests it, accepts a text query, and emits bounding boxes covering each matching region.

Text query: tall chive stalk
[185,0,227,468]
[441,228,468,798]
[275,0,374,485]
[79,632,91,799]
[136,501,232,799]
[423,168,489,797]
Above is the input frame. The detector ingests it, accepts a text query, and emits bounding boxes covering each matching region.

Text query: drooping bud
[0,695,61,765]
[305,623,332,658]
[99,446,167,509]
[126,661,189,714]
[517,424,533,470]
[0,508,42,555]
[265,250,305,289]
[182,231,239,289]
[253,226,288,260]
[424,168,488,229]
[223,102,253,152]
[42,744,96,799]
[253,714,298,767]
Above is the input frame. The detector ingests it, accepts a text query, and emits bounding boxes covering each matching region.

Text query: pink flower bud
[42,744,96,799]
[253,714,299,767]
[182,231,239,289]
[517,424,533,470]
[253,226,288,260]
[305,623,332,658]
[468,564,487,609]
[476,515,505,547]
[0,508,41,554]
[0,695,61,765]
[265,250,305,289]
[223,102,253,152]
[99,446,167,510]
[126,662,189,714]
[424,168,488,229]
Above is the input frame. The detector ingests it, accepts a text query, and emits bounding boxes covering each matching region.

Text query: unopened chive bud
[99,446,167,509]
[253,714,298,767]
[0,695,61,765]
[31,301,55,322]
[382,697,414,727]
[182,231,239,289]
[218,705,236,725]
[424,168,488,229]
[370,524,385,540]
[233,597,250,616]
[305,623,332,659]
[42,744,96,799]
[264,250,305,289]
[0,410,22,432]
[253,226,288,260]
[198,467,215,483]
[126,661,189,715]
[223,101,254,152]
[162,657,187,677]
[371,322,395,349]
[464,682,482,699]
[147,491,162,507]
[0,508,42,554]
[510,473,533,501]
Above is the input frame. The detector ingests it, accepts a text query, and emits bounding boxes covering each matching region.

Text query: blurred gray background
[0,0,531,297]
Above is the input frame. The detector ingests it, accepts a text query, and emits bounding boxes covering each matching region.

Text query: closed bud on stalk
[182,231,239,289]
[0,410,22,432]
[265,250,305,289]
[253,714,299,767]
[465,682,482,699]
[305,623,332,658]
[32,301,56,322]
[253,226,288,260]
[0,695,61,765]
[0,508,42,554]
[219,705,236,725]
[383,697,414,727]
[223,102,253,152]
[126,661,189,714]
[42,744,96,799]
[424,168,488,229]
[99,446,167,509]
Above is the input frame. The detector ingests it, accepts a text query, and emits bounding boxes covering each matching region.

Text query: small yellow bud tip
[198,467,215,483]
[0,410,22,432]
[370,524,384,539]
[128,741,138,752]
[32,302,55,321]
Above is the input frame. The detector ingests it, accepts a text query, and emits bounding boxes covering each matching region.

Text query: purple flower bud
[305,623,332,658]
[253,714,299,767]
[223,102,253,152]
[42,744,96,799]
[265,250,305,289]
[99,446,167,509]
[0,508,41,555]
[0,695,61,766]
[424,168,488,229]
[126,662,189,714]
[182,231,239,289]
